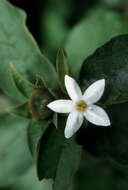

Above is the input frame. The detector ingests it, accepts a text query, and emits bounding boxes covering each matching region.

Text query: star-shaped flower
[47,75,111,138]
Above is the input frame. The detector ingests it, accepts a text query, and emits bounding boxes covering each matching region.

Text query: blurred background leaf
[38,0,99,62]
[10,166,53,190]
[0,113,31,187]
[72,154,128,190]
[65,8,128,78]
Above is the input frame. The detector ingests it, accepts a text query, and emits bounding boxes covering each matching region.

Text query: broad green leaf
[0,113,32,187]
[53,140,82,190]
[37,118,82,190]
[56,47,69,93]
[27,119,51,160]
[84,127,128,165]
[37,121,66,180]
[7,102,31,119]
[80,35,128,105]
[10,63,35,99]
[78,103,128,166]
[0,0,59,101]
[65,8,128,78]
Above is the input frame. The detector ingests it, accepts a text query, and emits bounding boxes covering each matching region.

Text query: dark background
[8,0,98,46]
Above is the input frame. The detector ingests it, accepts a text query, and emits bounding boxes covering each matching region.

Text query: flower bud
[28,89,53,119]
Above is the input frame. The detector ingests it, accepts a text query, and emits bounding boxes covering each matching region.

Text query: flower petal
[64,110,83,138]
[84,105,111,126]
[65,75,82,101]
[83,79,105,104]
[47,100,73,113]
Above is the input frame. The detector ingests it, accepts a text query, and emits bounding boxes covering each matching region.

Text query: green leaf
[34,75,58,98]
[80,35,128,105]
[0,94,14,114]
[37,118,82,190]
[65,8,128,78]
[10,166,53,190]
[27,118,51,160]
[85,127,128,166]
[0,0,59,101]
[37,121,66,180]
[7,102,31,119]
[10,63,35,99]
[53,113,58,128]
[53,140,82,190]
[35,75,45,89]
[0,113,32,187]
[56,47,69,93]
[78,103,128,166]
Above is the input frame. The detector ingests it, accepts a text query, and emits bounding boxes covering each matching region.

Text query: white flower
[47,75,111,138]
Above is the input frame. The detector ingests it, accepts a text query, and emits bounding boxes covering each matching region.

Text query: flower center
[75,100,87,112]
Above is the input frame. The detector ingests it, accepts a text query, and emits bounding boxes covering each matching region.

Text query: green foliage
[0,94,14,114]
[7,102,31,119]
[40,0,70,59]
[80,35,128,105]
[27,118,51,160]
[0,113,32,187]
[1,0,128,189]
[91,127,128,165]
[78,102,128,165]
[0,0,59,102]
[34,75,58,99]
[65,8,128,78]
[37,120,65,180]
[35,75,45,89]
[53,140,82,190]
[10,166,53,190]
[56,48,69,93]
[37,118,82,190]
[100,0,126,7]
[73,157,128,190]
[53,113,58,128]
[10,63,35,99]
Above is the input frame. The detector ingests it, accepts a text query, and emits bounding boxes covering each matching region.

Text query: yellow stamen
[80,100,84,104]
[83,104,87,108]
[75,100,87,112]
[81,107,85,112]
[75,106,79,110]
